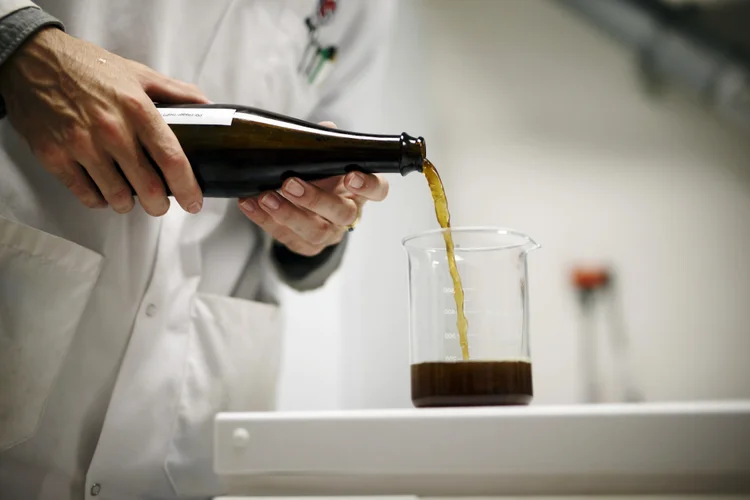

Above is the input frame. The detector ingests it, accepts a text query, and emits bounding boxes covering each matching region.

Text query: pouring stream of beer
[423,160,470,360]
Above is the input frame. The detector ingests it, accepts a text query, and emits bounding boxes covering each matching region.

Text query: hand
[0,27,210,215]
[238,123,389,257]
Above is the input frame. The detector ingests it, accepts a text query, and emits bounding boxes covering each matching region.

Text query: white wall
[275,0,435,410]
[416,0,750,404]
[336,0,437,409]
[279,0,750,410]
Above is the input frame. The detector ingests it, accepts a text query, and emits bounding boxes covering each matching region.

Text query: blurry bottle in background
[572,266,643,404]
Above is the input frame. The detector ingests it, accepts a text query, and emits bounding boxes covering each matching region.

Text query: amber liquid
[411,360,533,407]
[423,160,469,360]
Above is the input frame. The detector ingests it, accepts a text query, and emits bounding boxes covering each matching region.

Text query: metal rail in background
[555,0,750,133]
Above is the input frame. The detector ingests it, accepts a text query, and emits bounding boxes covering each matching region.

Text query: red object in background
[318,0,337,21]
[572,268,611,291]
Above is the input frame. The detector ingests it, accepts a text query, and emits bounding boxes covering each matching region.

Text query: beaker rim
[402,226,540,252]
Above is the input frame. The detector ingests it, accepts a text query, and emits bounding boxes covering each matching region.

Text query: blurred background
[276,0,750,410]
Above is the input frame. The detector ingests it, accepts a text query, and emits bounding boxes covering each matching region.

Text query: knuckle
[144,175,166,197]
[251,210,268,224]
[93,110,122,142]
[33,142,65,166]
[309,219,331,245]
[121,92,149,118]
[306,187,323,210]
[277,206,295,224]
[246,205,268,223]
[157,144,188,172]
[63,126,91,154]
[106,185,134,210]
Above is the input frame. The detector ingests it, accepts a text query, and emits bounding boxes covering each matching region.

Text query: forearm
[0,3,64,116]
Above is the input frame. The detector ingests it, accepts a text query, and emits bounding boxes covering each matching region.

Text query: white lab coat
[0,1,394,499]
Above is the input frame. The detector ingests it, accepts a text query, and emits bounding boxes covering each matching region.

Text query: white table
[214,401,750,498]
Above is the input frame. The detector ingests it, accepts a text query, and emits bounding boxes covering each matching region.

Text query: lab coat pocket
[165,292,283,497]
[0,216,103,451]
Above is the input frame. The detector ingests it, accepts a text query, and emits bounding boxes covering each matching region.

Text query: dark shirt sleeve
[0,6,64,117]
[271,233,349,291]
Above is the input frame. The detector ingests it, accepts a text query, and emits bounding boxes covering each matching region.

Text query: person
[0,1,396,498]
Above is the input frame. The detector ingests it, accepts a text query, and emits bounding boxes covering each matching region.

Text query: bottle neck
[399,133,426,176]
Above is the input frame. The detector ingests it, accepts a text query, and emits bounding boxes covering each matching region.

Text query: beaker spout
[524,237,541,253]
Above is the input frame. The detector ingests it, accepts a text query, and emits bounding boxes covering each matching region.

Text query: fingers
[76,154,134,214]
[235,116,390,257]
[280,177,359,226]
[34,147,107,208]
[127,96,203,214]
[62,128,135,213]
[238,197,336,257]
[89,107,172,216]
[138,66,212,104]
[343,171,389,201]
[258,191,340,246]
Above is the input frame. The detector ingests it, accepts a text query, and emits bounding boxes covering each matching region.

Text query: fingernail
[349,173,365,189]
[284,179,305,197]
[241,199,256,212]
[261,193,280,210]
[187,201,202,214]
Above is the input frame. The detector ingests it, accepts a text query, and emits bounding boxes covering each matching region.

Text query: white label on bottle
[157,108,236,126]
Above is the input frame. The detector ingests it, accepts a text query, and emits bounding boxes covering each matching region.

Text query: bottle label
[157,108,236,126]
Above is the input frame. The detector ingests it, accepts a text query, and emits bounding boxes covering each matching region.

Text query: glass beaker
[402,227,540,408]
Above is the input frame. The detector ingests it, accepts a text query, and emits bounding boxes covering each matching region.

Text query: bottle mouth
[400,133,426,175]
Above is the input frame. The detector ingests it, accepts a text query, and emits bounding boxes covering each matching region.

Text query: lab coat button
[232,427,250,448]
[90,483,101,496]
[145,303,157,317]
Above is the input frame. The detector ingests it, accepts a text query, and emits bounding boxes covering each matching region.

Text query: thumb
[140,69,212,105]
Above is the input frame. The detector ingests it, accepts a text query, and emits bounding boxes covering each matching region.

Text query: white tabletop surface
[214,401,750,497]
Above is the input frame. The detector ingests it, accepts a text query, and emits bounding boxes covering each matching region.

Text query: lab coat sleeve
[0,2,64,117]
[269,0,398,292]
[0,0,41,19]
[0,1,64,65]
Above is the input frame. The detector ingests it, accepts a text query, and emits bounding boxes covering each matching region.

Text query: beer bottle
[135,103,426,198]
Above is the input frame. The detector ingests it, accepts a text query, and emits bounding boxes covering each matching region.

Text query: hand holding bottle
[0,27,209,216]
[238,121,389,257]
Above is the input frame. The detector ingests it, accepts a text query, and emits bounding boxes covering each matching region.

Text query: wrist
[0,26,60,78]
[0,7,64,105]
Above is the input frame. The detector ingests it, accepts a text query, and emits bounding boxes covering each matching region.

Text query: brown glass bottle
[134,103,426,198]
